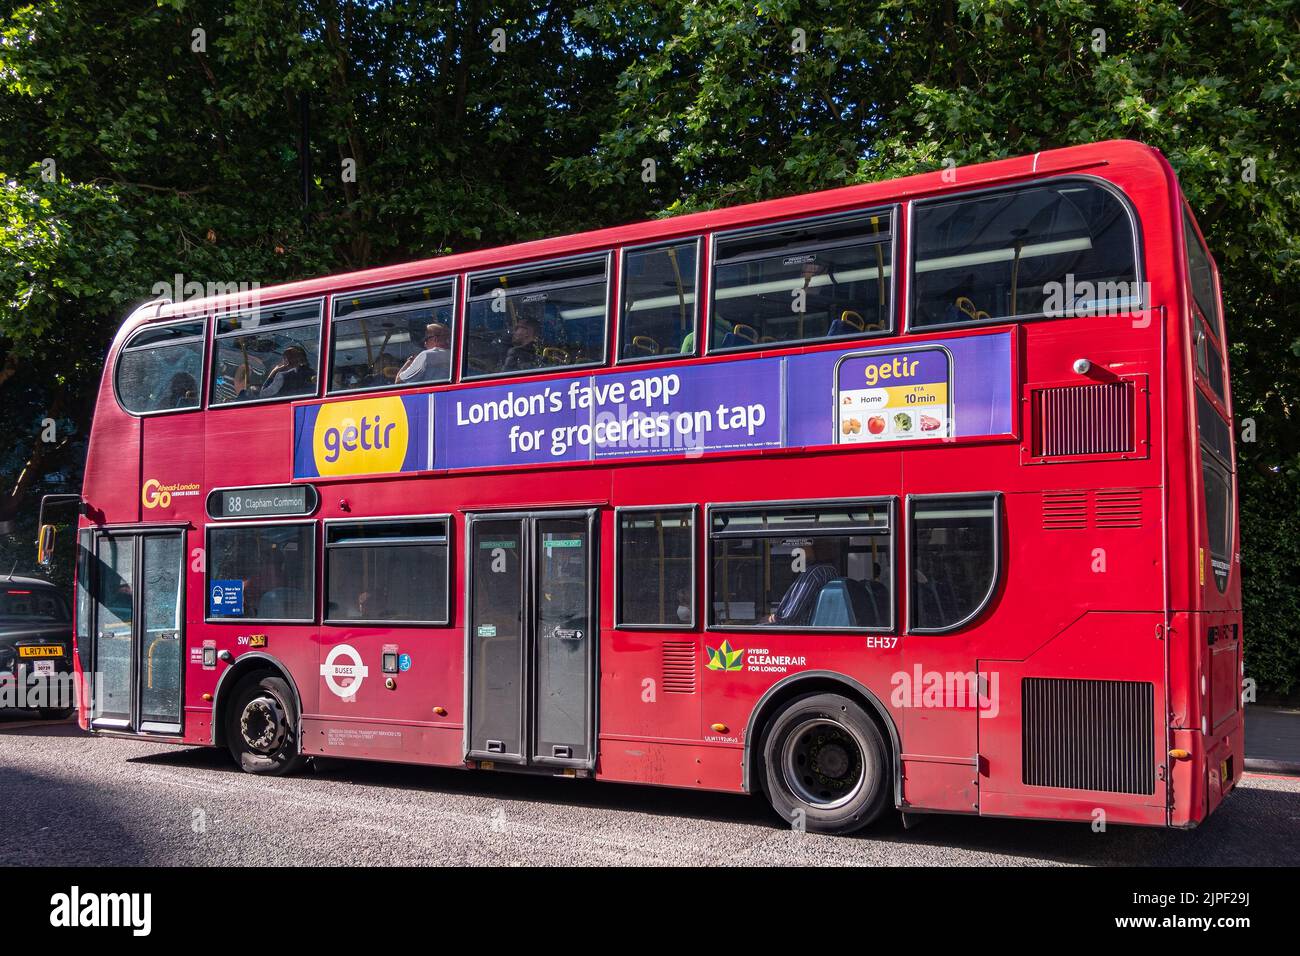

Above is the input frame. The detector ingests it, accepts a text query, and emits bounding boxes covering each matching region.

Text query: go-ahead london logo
[320,644,369,699]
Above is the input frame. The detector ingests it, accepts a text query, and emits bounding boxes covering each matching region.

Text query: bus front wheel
[760,692,890,835]
[225,673,306,776]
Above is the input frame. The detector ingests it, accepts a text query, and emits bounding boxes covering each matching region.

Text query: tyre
[225,674,306,775]
[760,692,891,835]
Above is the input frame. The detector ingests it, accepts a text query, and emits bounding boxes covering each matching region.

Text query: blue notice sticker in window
[210,579,244,616]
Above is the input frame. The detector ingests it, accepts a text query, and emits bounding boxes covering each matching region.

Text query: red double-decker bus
[59,140,1240,834]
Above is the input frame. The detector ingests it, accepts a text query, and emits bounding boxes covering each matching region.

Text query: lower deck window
[207,524,314,621]
[617,508,694,627]
[709,503,893,629]
[909,495,1000,632]
[325,518,450,624]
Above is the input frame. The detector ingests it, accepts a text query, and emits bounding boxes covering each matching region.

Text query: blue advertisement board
[291,331,1013,478]
[434,357,786,469]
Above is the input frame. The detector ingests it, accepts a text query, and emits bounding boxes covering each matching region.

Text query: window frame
[1196,390,1235,596]
[207,298,325,409]
[113,316,209,417]
[322,514,453,627]
[613,504,697,631]
[1182,205,1224,347]
[707,205,899,356]
[906,175,1144,333]
[615,237,704,366]
[327,276,459,396]
[905,491,1003,635]
[1182,204,1230,412]
[204,519,317,625]
[460,251,613,382]
[704,496,897,634]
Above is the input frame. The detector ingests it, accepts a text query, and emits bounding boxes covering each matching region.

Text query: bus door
[466,510,597,770]
[87,529,186,734]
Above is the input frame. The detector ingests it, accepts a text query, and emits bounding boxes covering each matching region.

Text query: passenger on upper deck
[260,344,315,398]
[501,315,543,372]
[165,372,198,408]
[396,322,452,383]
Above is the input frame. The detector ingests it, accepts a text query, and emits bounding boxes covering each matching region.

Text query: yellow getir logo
[313,396,409,477]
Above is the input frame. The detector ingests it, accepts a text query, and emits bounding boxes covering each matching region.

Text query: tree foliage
[1,0,1297,690]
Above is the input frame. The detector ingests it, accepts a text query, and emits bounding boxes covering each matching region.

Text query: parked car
[0,575,75,720]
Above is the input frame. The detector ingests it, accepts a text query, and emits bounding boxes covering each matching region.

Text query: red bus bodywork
[74,140,1241,829]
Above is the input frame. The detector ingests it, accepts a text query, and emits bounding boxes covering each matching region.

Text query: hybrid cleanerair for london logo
[292,395,430,479]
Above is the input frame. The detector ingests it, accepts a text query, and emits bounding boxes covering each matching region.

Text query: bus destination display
[207,484,318,520]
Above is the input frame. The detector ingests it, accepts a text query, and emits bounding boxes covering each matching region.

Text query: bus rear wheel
[225,674,306,776]
[761,692,890,835]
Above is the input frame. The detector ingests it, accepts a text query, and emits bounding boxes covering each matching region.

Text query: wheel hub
[813,739,851,779]
[240,695,286,754]
[781,717,866,810]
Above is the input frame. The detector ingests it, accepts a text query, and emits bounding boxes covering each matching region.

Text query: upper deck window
[330,279,456,393]
[1184,209,1221,338]
[618,240,700,361]
[911,180,1138,328]
[711,211,893,352]
[463,256,609,379]
[115,320,205,414]
[210,301,322,406]
[1184,209,1228,405]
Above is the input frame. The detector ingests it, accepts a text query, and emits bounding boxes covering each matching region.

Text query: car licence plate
[18,645,64,658]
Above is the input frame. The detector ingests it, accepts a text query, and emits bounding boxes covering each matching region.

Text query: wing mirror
[36,524,56,567]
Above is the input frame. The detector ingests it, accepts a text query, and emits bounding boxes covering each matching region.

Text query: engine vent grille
[1095,489,1143,528]
[1022,677,1155,795]
[1042,491,1087,530]
[1033,381,1135,457]
[661,642,697,694]
[1041,489,1144,531]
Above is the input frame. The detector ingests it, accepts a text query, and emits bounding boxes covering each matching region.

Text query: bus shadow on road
[0,715,82,738]
[125,746,1299,866]
[0,767,149,866]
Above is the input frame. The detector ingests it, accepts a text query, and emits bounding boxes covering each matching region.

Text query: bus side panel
[977,610,1167,825]
[141,414,205,521]
[204,403,294,490]
[596,740,744,793]
[81,391,141,524]
[306,626,465,767]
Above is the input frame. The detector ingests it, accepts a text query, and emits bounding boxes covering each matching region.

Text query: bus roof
[132,139,1170,331]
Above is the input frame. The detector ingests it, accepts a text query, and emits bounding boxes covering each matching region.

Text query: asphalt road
[2,714,1297,866]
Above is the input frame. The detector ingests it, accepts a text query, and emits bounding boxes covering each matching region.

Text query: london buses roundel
[320,644,369,699]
